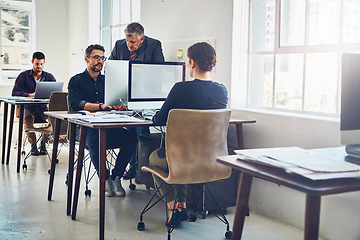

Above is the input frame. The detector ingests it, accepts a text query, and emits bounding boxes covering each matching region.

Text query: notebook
[34,82,64,99]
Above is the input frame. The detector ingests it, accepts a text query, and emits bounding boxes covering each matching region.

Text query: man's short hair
[32,52,45,60]
[85,44,105,56]
[124,22,144,39]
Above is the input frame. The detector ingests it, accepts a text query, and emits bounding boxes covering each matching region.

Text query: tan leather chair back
[165,109,232,184]
[48,91,68,135]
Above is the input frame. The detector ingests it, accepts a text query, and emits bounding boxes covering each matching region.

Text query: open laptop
[34,82,64,99]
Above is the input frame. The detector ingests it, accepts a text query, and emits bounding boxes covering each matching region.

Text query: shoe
[105,179,115,197]
[122,167,136,180]
[113,176,126,197]
[179,208,189,221]
[39,141,47,155]
[30,143,40,156]
[166,210,181,228]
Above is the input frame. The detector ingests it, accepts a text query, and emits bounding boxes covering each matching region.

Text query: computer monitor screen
[104,60,129,106]
[128,61,185,110]
[341,53,360,145]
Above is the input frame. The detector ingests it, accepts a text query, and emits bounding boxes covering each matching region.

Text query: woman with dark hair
[150,42,228,226]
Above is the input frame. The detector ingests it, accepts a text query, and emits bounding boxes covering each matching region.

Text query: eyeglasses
[88,55,107,61]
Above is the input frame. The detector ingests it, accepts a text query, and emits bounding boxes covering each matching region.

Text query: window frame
[0,0,34,86]
[232,0,360,117]
[100,0,140,57]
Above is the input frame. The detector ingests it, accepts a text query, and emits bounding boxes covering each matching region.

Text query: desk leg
[16,105,24,173]
[304,194,321,240]
[71,126,87,220]
[235,123,245,150]
[2,102,8,164]
[67,123,76,215]
[6,105,15,165]
[47,118,61,201]
[231,172,253,240]
[99,129,106,240]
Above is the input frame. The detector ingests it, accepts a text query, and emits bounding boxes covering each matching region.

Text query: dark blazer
[108,36,165,62]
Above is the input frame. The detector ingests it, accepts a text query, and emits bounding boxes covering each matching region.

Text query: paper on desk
[74,114,147,123]
[235,147,360,180]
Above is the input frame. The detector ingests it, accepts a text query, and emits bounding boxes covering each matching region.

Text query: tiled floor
[0,144,313,240]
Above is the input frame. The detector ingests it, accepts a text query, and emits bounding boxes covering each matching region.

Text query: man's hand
[28,93,35,97]
[111,105,128,111]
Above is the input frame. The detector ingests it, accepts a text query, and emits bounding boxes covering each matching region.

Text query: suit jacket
[108,36,165,62]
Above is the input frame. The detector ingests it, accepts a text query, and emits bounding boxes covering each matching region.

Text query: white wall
[36,0,69,84]
[37,0,90,89]
[141,0,233,93]
[68,0,90,79]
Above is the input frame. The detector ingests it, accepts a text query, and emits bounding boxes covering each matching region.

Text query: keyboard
[109,110,134,116]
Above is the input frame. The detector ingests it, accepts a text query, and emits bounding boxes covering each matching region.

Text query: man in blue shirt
[12,52,56,155]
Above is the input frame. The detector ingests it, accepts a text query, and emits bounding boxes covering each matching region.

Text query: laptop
[34,82,64,99]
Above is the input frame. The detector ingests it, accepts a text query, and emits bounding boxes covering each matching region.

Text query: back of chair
[48,91,68,135]
[165,109,232,184]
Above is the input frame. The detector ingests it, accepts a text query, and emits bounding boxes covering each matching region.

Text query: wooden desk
[46,111,255,240]
[1,98,48,172]
[217,150,360,240]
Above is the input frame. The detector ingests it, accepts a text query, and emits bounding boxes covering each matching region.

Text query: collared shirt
[12,69,56,97]
[12,69,56,110]
[68,70,105,111]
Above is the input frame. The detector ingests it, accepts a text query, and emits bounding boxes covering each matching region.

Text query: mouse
[78,110,90,115]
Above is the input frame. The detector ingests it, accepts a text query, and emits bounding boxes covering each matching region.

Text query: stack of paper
[235,147,360,180]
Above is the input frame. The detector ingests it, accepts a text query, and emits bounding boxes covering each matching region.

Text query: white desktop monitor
[340,53,360,145]
[127,61,185,110]
[104,60,129,106]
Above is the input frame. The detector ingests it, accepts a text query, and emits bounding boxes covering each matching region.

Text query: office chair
[21,91,69,170]
[137,109,233,240]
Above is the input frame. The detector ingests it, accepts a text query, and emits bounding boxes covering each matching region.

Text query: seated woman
[149,42,228,226]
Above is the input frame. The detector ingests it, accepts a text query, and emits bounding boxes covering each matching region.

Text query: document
[73,114,147,123]
[235,147,360,180]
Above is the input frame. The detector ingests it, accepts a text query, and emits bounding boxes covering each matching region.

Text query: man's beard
[91,64,102,72]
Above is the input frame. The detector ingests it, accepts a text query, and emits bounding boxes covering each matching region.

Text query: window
[100,0,140,57]
[239,0,360,115]
[0,0,33,86]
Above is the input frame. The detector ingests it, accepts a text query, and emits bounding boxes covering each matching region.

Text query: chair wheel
[22,164,27,170]
[85,189,91,197]
[21,151,25,156]
[225,230,232,239]
[48,169,51,174]
[65,180,68,185]
[129,183,136,190]
[201,210,208,219]
[188,213,197,222]
[137,221,145,231]
[55,159,59,164]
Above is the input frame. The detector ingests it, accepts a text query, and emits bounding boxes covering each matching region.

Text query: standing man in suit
[109,22,165,180]
[12,51,57,155]
[108,22,165,62]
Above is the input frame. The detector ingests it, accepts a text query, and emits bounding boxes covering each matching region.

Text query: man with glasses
[109,22,164,62]
[12,51,57,156]
[68,44,137,197]
[109,22,165,180]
